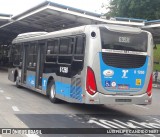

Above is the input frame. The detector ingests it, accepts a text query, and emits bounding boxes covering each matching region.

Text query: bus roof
[12,24,145,44]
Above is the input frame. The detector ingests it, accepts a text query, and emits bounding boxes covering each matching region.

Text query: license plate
[118,84,129,90]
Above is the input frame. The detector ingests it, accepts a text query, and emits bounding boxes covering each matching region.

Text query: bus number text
[60,67,68,73]
[119,37,130,43]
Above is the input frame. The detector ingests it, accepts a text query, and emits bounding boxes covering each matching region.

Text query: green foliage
[154,64,160,71]
[153,44,160,71]
[106,0,160,20]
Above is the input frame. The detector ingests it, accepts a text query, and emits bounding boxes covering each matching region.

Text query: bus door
[22,43,38,88]
[21,44,28,84]
[35,42,45,89]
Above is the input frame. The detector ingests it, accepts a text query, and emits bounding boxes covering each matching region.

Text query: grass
[154,64,160,71]
[153,44,160,71]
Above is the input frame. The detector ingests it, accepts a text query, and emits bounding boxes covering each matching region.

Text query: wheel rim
[50,85,55,99]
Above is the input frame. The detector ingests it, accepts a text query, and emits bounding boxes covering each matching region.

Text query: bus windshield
[100,27,148,52]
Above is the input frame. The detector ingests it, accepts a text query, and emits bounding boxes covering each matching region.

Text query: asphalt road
[0,69,160,137]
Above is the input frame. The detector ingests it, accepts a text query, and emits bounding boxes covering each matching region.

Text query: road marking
[133,104,149,110]
[0,90,4,93]
[88,119,111,128]
[147,135,156,137]
[124,134,140,137]
[6,97,11,100]
[125,134,155,137]
[26,134,40,137]
[12,106,20,112]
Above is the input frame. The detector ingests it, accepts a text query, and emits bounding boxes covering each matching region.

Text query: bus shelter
[0,1,144,45]
[0,1,156,65]
[143,20,160,44]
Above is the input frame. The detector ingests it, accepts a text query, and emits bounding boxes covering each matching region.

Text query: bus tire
[48,81,59,103]
[16,76,21,88]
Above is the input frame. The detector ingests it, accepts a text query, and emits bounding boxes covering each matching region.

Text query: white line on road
[133,104,149,110]
[12,106,20,112]
[26,134,40,137]
[147,134,156,137]
[6,97,11,100]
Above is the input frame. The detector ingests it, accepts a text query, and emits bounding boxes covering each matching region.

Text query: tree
[105,0,160,20]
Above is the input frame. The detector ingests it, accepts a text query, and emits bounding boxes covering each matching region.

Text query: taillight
[147,74,152,96]
[86,67,97,95]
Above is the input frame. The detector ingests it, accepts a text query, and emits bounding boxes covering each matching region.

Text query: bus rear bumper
[98,92,152,105]
[85,92,152,105]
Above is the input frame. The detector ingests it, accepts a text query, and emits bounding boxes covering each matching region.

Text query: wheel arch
[46,76,54,96]
[14,70,18,82]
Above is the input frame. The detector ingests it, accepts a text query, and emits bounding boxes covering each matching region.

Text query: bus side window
[47,41,54,54]
[46,40,59,63]
[12,44,23,67]
[58,38,73,64]
[53,40,59,54]
[59,38,69,54]
[73,35,85,61]
[71,35,85,76]
[75,35,85,54]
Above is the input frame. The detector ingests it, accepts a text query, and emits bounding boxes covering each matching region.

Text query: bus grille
[70,78,82,101]
[102,53,146,68]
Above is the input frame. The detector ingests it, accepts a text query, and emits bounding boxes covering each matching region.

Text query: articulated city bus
[8,24,153,105]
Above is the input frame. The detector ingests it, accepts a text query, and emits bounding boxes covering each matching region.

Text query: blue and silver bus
[8,24,153,105]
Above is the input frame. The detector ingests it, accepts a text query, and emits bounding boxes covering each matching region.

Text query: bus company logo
[122,70,128,78]
[103,70,114,77]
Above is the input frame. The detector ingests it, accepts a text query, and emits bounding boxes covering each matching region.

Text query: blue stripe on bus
[26,75,36,88]
[99,53,148,92]
[42,77,48,91]
[55,81,82,102]
[26,75,82,101]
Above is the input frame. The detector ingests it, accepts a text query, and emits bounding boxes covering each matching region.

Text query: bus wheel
[48,81,58,103]
[16,76,21,88]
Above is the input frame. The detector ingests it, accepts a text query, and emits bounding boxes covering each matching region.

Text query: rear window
[100,27,148,52]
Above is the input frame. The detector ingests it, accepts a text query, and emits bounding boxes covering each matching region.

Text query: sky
[0,0,109,16]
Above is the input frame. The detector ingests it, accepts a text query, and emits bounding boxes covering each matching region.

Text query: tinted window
[28,43,37,68]
[12,44,23,66]
[75,36,85,54]
[47,40,59,54]
[100,27,148,52]
[60,38,70,54]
